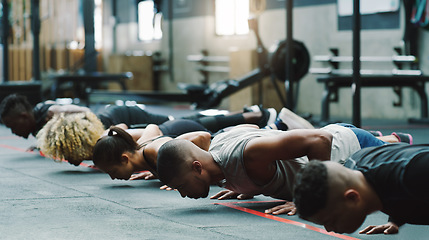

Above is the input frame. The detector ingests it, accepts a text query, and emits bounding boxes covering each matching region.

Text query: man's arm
[175,131,212,151]
[136,124,163,145]
[46,104,91,121]
[244,129,333,185]
[48,104,91,114]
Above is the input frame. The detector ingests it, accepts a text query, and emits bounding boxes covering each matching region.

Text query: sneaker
[277,107,315,130]
[264,108,277,126]
[244,105,277,128]
[391,132,413,144]
[368,130,383,137]
[259,107,277,128]
[267,118,289,131]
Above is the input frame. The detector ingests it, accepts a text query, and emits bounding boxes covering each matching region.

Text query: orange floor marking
[0,144,99,169]
[214,201,360,240]
[2,142,360,239]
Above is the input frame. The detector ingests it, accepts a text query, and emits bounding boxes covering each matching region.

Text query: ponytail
[92,126,139,166]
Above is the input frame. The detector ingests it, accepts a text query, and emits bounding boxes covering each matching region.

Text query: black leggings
[158,119,210,137]
[182,114,245,133]
[123,108,246,134]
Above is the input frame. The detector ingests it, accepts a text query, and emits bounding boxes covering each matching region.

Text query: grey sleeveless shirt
[209,125,360,200]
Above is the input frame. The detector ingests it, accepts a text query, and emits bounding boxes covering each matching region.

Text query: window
[76,0,103,49]
[215,0,249,36]
[94,0,103,49]
[138,0,163,41]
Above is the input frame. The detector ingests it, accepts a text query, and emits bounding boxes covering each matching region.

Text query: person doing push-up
[294,143,429,235]
[156,123,404,215]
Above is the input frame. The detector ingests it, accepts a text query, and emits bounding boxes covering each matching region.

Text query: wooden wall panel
[7,0,91,80]
[107,55,154,91]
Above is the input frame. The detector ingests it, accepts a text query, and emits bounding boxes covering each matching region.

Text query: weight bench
[87,68,269,109]
[317,75,429,123]
[50,72,133,100]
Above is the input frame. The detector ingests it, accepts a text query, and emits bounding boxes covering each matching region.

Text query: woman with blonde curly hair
[36,111,106,166]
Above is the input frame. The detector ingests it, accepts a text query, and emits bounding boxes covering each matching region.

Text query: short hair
[0,94,33,121]
[293,160,329,219]
[157,139,191,185]
[92,126,139,167]
[36,111,105,165]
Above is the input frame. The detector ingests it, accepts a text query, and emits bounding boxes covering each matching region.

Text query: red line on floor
[214,201,360,240]
[0,144,37,154]
[0,144,99,169]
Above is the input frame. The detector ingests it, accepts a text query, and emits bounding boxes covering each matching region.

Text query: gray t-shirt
[209,125,361,200]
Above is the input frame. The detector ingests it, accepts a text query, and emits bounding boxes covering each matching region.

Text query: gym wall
[103,0,426,120]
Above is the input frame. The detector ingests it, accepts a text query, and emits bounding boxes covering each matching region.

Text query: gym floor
[1,105,429,240]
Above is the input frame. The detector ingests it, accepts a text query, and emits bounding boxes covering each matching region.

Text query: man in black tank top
[294,144,429,235]
[0,94,90,138]
[1,94,275,139]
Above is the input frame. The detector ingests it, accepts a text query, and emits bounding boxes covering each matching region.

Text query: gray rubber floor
[1,112,429,240]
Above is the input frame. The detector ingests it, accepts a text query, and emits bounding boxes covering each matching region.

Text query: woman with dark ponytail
[92,120,212,181]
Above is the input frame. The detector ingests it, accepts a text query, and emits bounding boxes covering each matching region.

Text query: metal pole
[112,0,117,54]
[168,0,174,82]
[352,0,361,127]
[285,0,294,110]
[83,0,96,73]
[31,0,41,80]
[2,0,9,82]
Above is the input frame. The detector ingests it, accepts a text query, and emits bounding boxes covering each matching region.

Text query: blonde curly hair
[36,111,105,165]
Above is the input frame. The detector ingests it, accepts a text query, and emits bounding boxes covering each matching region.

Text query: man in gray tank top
[157,123,395,215]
